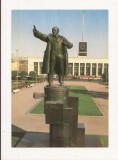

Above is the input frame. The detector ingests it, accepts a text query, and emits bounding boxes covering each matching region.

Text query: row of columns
[71,63,106,77]
[34,62,107,77]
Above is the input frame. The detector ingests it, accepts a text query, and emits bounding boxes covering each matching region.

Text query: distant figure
[88,76,90,82]
[26,84,31,88]
[33,25,73,86]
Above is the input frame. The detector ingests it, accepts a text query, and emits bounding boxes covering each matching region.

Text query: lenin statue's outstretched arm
[33,25,48,42]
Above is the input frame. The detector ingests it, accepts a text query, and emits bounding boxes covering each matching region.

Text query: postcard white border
[1,0,118,160]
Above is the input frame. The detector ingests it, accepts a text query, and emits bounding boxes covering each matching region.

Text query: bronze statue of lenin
[33,25,73,86]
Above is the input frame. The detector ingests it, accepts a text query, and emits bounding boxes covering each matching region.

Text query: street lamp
[35,71,37,83]
[34,63,38,83]
[16,49,19,89]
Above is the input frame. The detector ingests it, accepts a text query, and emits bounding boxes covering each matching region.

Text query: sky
[12,10,108,58]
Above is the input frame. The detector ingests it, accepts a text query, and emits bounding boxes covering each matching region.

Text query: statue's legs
[49,55,64,86]
[54,56,64,86]
[59,73,64,86]
[48,73,53,86]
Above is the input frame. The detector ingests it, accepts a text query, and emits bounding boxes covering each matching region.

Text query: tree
[12,71,17,80]
[29,71,36,79]
[19,71,28,80]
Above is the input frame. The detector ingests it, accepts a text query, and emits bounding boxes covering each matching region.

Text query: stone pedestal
[44,85,69,106]
[77,123,85,147]
[44,85,85,147]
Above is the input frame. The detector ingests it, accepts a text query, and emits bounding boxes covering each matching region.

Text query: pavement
[16,132,104,147]
[12,80,108,136]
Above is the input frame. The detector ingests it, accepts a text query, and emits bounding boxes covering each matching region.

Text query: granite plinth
[44,85,83,147]
[77,123,85,147]
[44,85,69,107]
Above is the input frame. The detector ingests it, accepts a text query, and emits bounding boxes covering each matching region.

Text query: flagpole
[82,11,84,42]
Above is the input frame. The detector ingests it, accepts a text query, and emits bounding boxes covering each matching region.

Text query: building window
[86,63,90,75]
[80,63,85,75]
[34,62,38,74]
[98,63,102,76]
[74,63,79,76]
[68,63,73,75]
[92,63,96,76]
[19,60,28,72]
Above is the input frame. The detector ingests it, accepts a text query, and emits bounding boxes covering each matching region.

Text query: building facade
[12,56,108,78]
[68,56,108,77]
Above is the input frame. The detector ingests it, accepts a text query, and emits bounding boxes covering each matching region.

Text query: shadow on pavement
[15,132,108,148]
[70,89,108,99]
[12,125,26,147]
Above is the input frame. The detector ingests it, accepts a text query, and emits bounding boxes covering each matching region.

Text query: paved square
[12,80,108,135]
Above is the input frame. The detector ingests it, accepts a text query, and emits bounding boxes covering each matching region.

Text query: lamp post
[35,71,37,83]
[34,63,38,83]
[16,49,19,89]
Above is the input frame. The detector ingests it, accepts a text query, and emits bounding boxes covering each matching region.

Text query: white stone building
[12,56,108,78]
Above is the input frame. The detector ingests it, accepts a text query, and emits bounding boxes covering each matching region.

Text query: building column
[102,63,104,74]
[78,63,80,76]
[39,62,42,75]
[37,63,39,75]
[96,63,98,77]
[73,63,74,76]
[84,63,86,75]
[90,63,92,76]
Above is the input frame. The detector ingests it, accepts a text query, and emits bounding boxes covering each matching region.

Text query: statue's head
[52,26,59,36]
